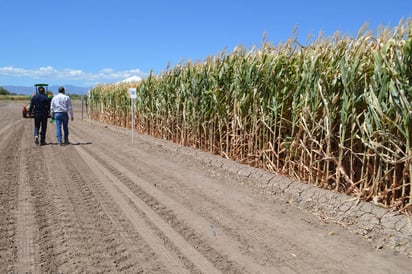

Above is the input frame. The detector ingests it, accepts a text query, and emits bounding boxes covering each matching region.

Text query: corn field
[87,19,412,212]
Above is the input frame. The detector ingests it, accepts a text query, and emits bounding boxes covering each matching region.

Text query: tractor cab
[35,83,53,99]
[35,83,48,95]
[22,83,53,118]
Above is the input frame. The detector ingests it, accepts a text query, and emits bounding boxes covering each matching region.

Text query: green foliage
[0,87,10,95]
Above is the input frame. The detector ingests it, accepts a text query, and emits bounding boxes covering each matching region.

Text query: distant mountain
[2,85,91,95]
[2,76,142,95]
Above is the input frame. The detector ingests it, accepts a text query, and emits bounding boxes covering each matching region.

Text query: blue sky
[1,0,411,87]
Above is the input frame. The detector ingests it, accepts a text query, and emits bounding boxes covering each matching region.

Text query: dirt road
[0,100,411,273]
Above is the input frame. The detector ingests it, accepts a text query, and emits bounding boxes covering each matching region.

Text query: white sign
[128,88,137,143]
[128,88,137,99]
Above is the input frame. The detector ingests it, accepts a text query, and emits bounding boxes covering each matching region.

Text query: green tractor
[22,83,53,118]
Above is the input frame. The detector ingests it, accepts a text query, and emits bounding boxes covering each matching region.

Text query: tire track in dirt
[71,126,249,273]
[15,121,39,273]
[146,177,311,272]
[37,144,169,273]
[0,118,25,273]
[71,124,297,273]
[132,164,325,272]
[74,144,222,274]
[4,103,177,273]
[71,125,317,273]
[25,138,62,273]
[72,139,272,272]
[0,102,23,133]
[0,119,20,138]
[10,115,158,272]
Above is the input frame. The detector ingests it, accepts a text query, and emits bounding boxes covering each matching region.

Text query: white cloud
[117,75,142,84]
[0,66,31,76]
[39,66,55,72]
[0,66,148,86]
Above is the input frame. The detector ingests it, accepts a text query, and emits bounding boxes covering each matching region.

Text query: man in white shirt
[50,86,74,145]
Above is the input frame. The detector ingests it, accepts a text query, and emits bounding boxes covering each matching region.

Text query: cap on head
[58,86,65,93]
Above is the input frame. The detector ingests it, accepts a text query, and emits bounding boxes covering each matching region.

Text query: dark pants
[34,112,48,143]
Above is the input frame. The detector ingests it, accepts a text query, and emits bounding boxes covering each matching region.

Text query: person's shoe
[35,136,39,145]
[64,141,70,145]
[40,142,47,146]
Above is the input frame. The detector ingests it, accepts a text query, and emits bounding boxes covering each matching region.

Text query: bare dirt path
[0,100,411,273]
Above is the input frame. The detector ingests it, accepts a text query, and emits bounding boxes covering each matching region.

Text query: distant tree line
[0,86,83,99]
[0,87,16,95]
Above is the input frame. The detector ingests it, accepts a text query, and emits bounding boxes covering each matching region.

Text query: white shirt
[50,93,73,118]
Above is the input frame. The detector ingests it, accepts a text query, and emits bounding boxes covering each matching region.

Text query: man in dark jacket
[29,86,51,145]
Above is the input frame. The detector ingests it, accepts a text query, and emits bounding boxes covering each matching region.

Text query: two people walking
[30,86,74,146]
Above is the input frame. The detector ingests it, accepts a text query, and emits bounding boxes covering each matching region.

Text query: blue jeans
[54,112,69,143]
